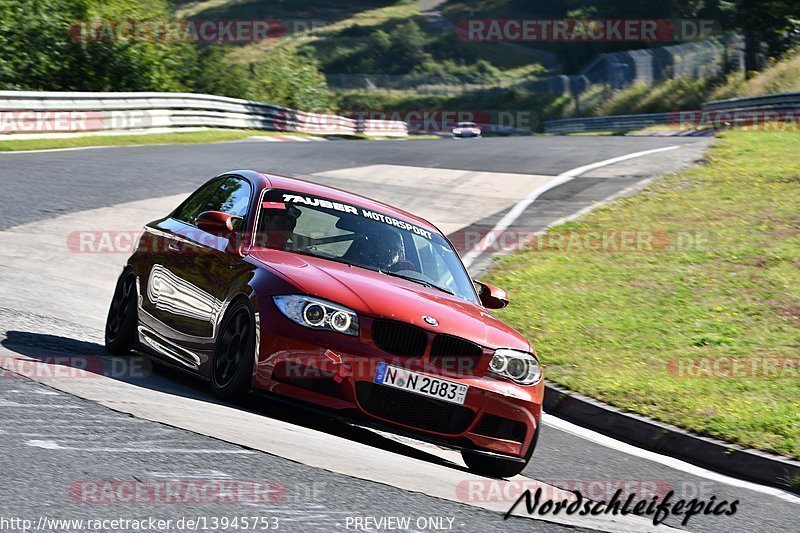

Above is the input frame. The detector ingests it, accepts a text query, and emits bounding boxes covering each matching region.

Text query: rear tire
[211,299,256,401]
[462,422,540,478]
[105,270,138,355]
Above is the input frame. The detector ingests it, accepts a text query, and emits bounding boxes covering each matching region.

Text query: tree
[0,0,196,91]
[250,48,335,112]
[192,46,253,100]
[718,0,800,75]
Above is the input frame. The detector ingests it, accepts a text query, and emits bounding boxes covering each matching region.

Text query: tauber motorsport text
[505,488,738,526]
[277,193,435,240]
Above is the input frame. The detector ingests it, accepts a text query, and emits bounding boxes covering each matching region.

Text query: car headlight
[488,348,541,385]
[273,295,359,336]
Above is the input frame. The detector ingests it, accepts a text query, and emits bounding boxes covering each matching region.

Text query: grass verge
[0,130,266,152]
[486,131,800,458]
[0,130,359,152]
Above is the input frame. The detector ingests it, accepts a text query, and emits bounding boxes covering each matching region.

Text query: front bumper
[253,306,543,459]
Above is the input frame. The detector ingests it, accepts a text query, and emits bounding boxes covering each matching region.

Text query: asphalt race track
[1,136,798,532]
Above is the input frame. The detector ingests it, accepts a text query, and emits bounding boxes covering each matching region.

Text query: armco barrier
[356,119,409,138]
[703,92,800,112]
[545,91,800,133]
[0,91,407,138]
[544,112,672,134]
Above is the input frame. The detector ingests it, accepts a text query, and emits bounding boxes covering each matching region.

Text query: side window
[173,178,224,224]
[172,177,252,227]
[199,177,252,221]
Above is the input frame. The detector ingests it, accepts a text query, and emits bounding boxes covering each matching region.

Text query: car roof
[225,170,442,235]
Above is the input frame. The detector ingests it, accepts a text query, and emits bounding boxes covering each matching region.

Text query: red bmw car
[105,170,543,477]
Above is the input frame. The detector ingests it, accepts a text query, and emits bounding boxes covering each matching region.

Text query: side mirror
[474,280,509,309]
[196,211,243,238]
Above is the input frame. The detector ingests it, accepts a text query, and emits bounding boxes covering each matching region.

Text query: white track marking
[0,398,82,408]
[26,440,256,454]
[1,348,678,532]
[148,470,232,479]
[466,177,662,278]
[461,145,680,268]
[543,414,800,505]
[0,149,755,532]
[312,165,555,236]
[6,388,61,395]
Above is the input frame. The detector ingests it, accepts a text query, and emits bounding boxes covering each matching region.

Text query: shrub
[250,49,336,112]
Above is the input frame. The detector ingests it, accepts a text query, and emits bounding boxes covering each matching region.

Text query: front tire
[105,270,138,355]
[461,423,540,478]
[211,299,256,401]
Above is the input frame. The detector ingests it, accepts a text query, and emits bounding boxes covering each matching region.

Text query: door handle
[168,243,181,252]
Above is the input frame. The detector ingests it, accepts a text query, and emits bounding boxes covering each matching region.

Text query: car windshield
[254,189,478,303]
[457,122,477,128]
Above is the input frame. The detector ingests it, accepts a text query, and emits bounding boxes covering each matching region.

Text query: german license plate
[373,363,468,405]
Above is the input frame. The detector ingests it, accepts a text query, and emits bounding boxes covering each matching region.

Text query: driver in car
[261,205,301,250]
[367,229,415,272]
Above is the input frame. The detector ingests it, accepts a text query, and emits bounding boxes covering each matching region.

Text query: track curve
[2,136,797,533]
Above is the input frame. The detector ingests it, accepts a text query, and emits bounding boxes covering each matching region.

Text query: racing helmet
[370,227,404,269]
[263,205,301,248]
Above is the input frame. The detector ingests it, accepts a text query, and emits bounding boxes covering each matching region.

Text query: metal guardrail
[0,91,408,138]
[544,112,673,134]
[703,92,800,111]
[7,90,797,137]
[545,91,800,133]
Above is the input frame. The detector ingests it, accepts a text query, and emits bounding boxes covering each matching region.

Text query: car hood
[248,248,531,351]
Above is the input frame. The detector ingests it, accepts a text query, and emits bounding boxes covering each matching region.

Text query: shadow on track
[1,330,468,471]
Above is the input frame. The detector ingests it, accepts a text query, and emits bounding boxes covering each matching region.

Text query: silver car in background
[452,121,482,138]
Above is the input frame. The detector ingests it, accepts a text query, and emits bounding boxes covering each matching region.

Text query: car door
[139,176,254,370]
[137,177,225,364]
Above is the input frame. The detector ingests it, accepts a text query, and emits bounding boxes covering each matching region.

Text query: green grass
[559,77,723,118]
[486,131,800,458]
[711,48,800,100]
[0,129,435,152]
[577,48,800,117]
[0,129,269,151]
